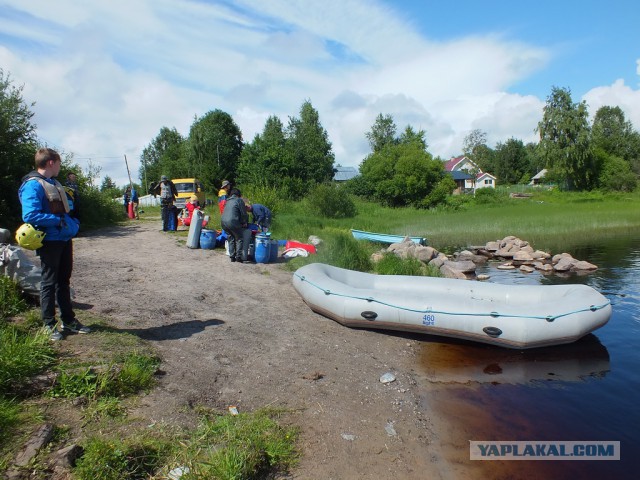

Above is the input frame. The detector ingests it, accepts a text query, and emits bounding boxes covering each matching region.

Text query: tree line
[3,64,639,233]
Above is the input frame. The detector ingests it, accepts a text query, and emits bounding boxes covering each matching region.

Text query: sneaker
[62,321,91,334]
[46,326,63,341]
[230,257,237,262]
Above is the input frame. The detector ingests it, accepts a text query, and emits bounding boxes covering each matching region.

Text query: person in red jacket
[182,195,207,227]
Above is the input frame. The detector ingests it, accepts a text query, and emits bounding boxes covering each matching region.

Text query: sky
[1,0,639,187]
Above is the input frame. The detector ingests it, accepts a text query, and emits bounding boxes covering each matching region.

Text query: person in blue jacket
[18,148,91,341]
[246,202,272,232]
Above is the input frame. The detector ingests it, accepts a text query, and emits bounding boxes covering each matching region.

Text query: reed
[273,190,640,254]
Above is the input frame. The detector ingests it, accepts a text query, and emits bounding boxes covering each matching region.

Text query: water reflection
[420,334,609,385]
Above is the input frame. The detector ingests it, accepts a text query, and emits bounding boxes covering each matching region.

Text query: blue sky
[1,0,638,186]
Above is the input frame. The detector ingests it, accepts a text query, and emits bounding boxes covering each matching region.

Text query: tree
[537,86,596,190]
[237,115,289,187]
[0,69,38,230]
[493,138,530,185]
[100,176,117,192]
[140,127,185,189]
[186,110,243,191]
[366,114,397,153]
[285,100,335,188]
[398,126,428,151]
[359,142,445,208]
[592,106,640,171]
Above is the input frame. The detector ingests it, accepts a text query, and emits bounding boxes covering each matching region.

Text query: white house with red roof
[444,155,496,191]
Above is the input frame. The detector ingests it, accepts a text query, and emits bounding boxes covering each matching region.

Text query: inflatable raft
[292,263,612,349]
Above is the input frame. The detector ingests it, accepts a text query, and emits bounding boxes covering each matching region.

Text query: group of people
[16,157,273,342]
[123,186,140,219]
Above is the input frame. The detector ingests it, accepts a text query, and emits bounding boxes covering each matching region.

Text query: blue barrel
[269,239,278,262]
[254,234,270,263]
[200,229,216,249]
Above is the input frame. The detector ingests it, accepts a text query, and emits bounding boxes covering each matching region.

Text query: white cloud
[1,0,637,187]
[583,79,640,129]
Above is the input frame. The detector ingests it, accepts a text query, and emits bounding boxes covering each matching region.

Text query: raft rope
[294,272,612,322]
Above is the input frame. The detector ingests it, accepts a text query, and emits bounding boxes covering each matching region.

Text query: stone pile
[371,235,598,280]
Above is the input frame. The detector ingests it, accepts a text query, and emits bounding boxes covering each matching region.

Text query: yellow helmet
[15,223,45,250]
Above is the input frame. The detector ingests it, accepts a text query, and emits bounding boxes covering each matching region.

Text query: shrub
[473,187,502,204]
[306,184,356,219]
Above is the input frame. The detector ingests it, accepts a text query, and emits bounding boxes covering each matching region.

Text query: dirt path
[72,219,452,479]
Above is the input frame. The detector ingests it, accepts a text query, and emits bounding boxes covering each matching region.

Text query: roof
[447,170,472,180]
[443,155,467,172]
[531,169,548,180]
[477,172,496,180]
[333,166,359,181]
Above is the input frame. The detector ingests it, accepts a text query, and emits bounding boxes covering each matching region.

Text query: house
[529,169,548,186]
[333,166,359,182]
[447,170,473,194]
[444,155,496,191]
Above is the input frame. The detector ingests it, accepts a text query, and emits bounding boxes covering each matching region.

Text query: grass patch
[374,252,441,276]
[0,397,20,446]
[174,408,299,479]
[0,276,29,321]
[49,351,160,400]
[0,323,55,396]
[74,435,171,480]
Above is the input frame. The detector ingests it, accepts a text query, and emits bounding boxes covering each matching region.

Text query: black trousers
[37,240,75,328]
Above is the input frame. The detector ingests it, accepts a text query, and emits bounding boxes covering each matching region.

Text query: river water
[415,234,640,479]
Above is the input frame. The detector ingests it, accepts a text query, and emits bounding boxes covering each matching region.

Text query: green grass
[49,351,160,400]
[0,323,55,396]
[72,408,298,480]
[175,408,299,480]
[0,276,29,321]
[270,190,640,262]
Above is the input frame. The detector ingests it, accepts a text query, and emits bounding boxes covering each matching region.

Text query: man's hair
[35,148,61,169]
[229,188,241,197]
[67,172,77,180]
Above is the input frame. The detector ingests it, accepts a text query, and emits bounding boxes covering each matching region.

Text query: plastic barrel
[200,229,216,249]
[269,239,278,262]
[254,234,270,263]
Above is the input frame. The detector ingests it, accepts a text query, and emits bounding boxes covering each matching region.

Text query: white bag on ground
[0,244,41,296]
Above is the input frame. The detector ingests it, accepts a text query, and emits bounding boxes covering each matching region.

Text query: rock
[485,241,500,251]
[414,245,437,263]
[531,250,551,260]
[552,252,574,264]
[442,260,476,274]
[497,263,516,270]
[341,433,356,441]
[380,372,396,384]
[456,250,488,264]
[496,247,515,258]
[370,252,385,263]
[533,262,554,272]
[440,264,469,279]
[476,274,490,281]
[519,265,535,273]
[513,251,534,262]
[573,260,598,270]
[385,422,398,437]
[554,257,576,271]
[428,255,446,269]
[14,424,55,467]
[51,444,83,468]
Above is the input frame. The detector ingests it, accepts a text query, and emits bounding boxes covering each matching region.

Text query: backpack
[160,182,174,200]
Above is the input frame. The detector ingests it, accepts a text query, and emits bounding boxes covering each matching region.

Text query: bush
[306,184,356,219]
[473,187,502,204]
